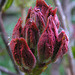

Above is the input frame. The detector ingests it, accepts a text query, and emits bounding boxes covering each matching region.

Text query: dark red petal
[58,31,68,54]
[45,5,53,20]
[40,4,48,16]
[45,7,59,29]
[45,7,57,18]
[37,30,54,63]
[30,7,37,22]
[10,38,36,69]
[22,25,26,38]
[26,7,32,22]
[53,15,60,29]
[10,38,22,66]
[51,40,61,62]
[51,31,68,61]
[23,19,39,54]
[36,0,48,9]
[48,15,59,39]
[36,0,49,16]
[50,7,57,16]
[35,12,45,33]
[30,7,45,33]
[12,18,23,39]
[37,18,56,63]
[19,38,36,69]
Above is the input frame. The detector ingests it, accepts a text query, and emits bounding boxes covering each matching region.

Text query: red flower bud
[26,7,32,21]
[51,31,68,62]
[36,0,49,16]
[10,38,36,69]
[23,19,39,54]
[12,18,23,39]
[10,0,68,72]
[30,7,45,33]
[37,16,56,63]
[37,15,68,63]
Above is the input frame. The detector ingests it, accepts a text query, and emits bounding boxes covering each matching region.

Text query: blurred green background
[0,0,75,75]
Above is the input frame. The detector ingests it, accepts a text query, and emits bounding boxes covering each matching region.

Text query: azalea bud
[51,31,68,62]
[30,7,45,33]
[10,0,68,73]
[37,15,68,63]
[36,0,49,16]
[10,38,36,69]
[37,16,56,63]
[22,19,39,54]
[12,18,23,39]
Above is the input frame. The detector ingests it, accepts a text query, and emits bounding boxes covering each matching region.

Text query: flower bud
[51,31,68,62]
[12,18,23,39]
[37,15,68,63]
[10,0,68,73]
[10,38,36,69]
[23,19,39,54]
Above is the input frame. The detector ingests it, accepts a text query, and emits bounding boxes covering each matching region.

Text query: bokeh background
[0,0,75,75]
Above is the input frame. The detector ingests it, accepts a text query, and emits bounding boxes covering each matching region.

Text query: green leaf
[2,0,13,11]
[72,46,75,58]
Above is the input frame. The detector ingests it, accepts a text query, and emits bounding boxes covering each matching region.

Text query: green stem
[24,64,48,75]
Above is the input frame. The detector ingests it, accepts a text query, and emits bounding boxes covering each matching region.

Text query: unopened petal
[23,19,39,54]
[12,18,23,39]
[10,38,36,69]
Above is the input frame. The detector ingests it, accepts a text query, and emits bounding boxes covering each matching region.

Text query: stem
[51,58,62,75]
[0,12,21,74]
[0,0,6,11]
[0,66,17,75]
[61,0,72,36]
[25,68,43,75]
[24,63,48,75]
[53,0,68,32]
[61,0,75,75]
[21,7,26,27]
[53,0,75,75]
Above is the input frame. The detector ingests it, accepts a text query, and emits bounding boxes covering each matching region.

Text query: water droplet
[8,43,10,45]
